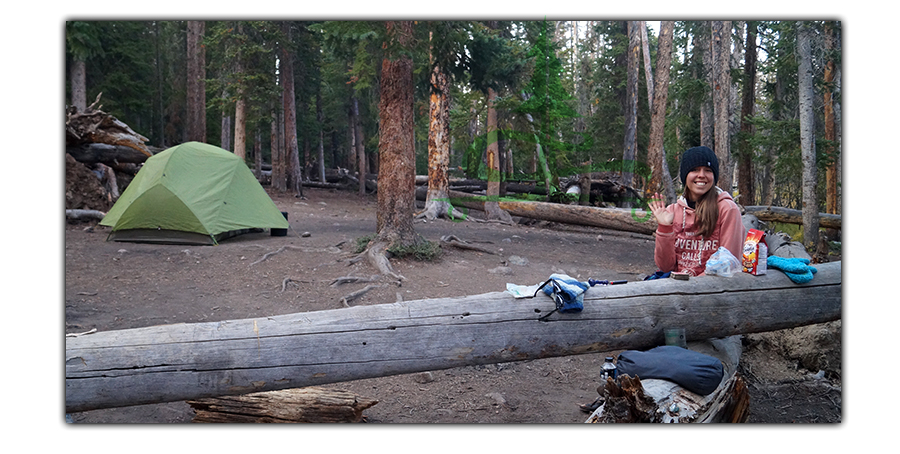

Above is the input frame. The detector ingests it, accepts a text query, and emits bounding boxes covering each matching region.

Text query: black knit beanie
[679,146,719,185]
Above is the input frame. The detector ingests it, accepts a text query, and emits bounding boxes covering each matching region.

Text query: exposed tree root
[440,235,497,255]
[250,245,340,267]
[415,199,469,222]
[365,240,406,282]
[340,284,383,308]
[330,275,381,287]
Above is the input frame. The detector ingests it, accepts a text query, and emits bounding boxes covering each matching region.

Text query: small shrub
[388,239,442,261]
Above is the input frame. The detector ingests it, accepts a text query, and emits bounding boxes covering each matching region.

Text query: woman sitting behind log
[647,146,743,277]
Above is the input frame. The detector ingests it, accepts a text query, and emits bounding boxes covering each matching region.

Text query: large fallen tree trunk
[743,205,841,230]
[65,261,840,413]
[431,189,658,234]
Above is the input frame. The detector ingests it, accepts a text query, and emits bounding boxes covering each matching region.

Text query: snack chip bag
[742,229,768,275]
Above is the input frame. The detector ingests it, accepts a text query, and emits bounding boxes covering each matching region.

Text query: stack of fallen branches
[66,93,153,158]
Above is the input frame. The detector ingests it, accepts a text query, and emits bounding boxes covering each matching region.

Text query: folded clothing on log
[767,256,818,284]
[616,346,724,396]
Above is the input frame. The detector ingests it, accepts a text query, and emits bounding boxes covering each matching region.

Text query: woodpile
[65,93,157,215]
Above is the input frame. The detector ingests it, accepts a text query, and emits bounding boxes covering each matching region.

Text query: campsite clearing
[65,187,841,424]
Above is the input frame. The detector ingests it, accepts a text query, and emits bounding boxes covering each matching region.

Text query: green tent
[100,141,289,245]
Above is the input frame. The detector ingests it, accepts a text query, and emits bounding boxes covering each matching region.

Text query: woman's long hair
[690,187,719,238]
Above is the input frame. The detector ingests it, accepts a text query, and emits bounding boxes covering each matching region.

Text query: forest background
[2,2,892,453]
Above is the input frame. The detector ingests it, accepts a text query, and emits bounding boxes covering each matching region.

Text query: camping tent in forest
[100,141,288,245]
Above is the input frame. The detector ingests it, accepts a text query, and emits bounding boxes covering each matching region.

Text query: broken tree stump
[187,386,378,423]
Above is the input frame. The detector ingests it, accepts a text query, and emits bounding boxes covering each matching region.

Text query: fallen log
[438,189,658,235]
[743,205,841,230]
[66,143,153,165]
[65,209,107,222]
[65,261,840,413]
[187,386,378,423]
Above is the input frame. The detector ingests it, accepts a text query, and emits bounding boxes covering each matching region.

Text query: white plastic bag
[705,247,741,277]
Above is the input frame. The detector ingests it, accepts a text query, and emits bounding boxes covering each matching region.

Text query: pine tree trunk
[824,21,838,215]
[712,20,733,192]
[421,54,457,220]
[354,95,366,196]
[317,92,326,183]
[70,59,87,113]
[797,21,819,251]
[375,20,421,251]
[484,87,507,220]
[646,21,676,203]
[737,22,758,205]
[622,21,640,205]
[282,21,302,196]
[699,22,714,149]
[186,21,206,143]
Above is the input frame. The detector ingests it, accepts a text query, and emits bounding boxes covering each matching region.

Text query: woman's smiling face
[685,166,715,201]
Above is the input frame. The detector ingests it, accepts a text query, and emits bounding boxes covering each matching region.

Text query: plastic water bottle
[601,356,618,381]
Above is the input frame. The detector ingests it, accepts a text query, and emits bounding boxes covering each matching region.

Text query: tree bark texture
[699,22,714,149]
[188,387,378,423]
[623,21,640,195]
[712,20,733,193]
[186,21,206,143]
[797,21,819,250]
[824,21,838,215]
[70,59,87,113]
[282,21,302,196]
[354,95,366,196]
[421,59,456,220]
[375,21,419,246]
[737,22,757,205]
[65,262,841,412]
[646,21,676,203]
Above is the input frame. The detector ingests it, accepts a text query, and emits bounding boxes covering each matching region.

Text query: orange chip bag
[742,229,768,275]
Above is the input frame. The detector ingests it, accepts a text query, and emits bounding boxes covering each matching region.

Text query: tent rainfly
[100,141,289,245]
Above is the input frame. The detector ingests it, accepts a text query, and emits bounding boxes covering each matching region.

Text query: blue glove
[767,256,818,284]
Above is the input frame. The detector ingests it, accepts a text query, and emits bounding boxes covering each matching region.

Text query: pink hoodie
[654,188,745,276]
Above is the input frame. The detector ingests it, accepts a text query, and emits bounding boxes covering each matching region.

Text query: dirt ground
[64,186,842,424]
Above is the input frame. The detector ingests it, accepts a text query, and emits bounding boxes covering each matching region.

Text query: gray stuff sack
[615,345,724,396]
